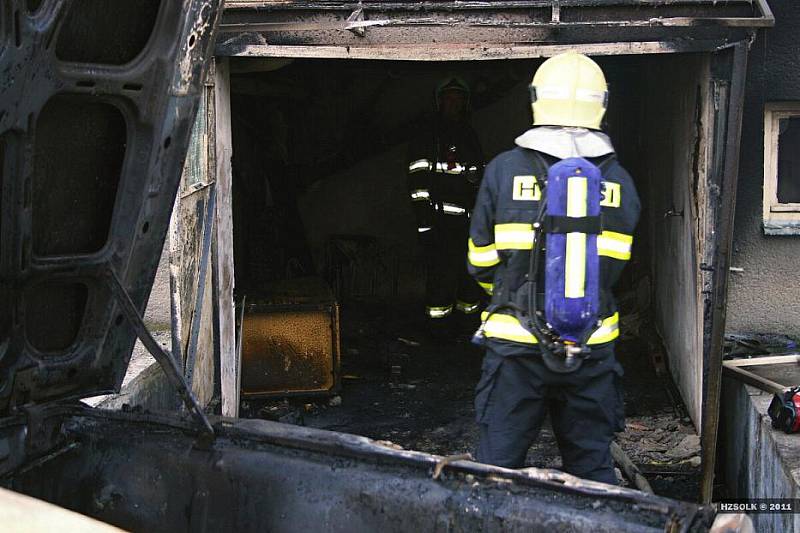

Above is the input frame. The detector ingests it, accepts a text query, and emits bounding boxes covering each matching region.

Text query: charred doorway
[228,54,713,499]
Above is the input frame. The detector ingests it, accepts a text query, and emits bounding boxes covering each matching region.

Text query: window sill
[763,219,800,235]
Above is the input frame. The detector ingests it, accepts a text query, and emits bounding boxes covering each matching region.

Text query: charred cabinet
[241,278,341,397]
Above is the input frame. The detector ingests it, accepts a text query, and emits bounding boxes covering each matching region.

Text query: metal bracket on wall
[104,267,215,441]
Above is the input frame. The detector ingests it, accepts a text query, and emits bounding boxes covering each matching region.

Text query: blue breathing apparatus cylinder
[544,157,602,346]
[472,156,604,373]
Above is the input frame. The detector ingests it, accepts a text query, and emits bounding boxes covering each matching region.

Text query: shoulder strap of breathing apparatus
[474,151,616,373]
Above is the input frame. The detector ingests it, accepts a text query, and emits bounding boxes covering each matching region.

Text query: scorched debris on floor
[241,300,701,501]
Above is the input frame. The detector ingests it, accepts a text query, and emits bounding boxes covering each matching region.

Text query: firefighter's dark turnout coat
[467,144,640,484]
[408,122,485,318]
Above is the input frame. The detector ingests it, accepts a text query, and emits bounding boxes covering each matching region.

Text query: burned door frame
[700,42,749,502]
[212,58,238,418]
[169,70,219,409]
[170,57,238,418]
[211,0,770,502]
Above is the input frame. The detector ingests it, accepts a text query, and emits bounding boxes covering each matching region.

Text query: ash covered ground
[242,301,701,501]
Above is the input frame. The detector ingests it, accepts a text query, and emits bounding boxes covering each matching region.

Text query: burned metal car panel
[4,406,715,532]
[0,0,223,413]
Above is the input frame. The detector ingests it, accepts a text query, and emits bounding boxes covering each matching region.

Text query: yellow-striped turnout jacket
[467,146,640,348]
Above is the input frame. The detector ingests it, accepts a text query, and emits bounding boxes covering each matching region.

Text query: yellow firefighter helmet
[530,52,608,130]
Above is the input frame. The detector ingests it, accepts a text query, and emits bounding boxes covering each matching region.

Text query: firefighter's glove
[465,164,482,186]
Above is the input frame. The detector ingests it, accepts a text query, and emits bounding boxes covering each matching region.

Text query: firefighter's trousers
[423,216,482,318]
[474,343,625,485]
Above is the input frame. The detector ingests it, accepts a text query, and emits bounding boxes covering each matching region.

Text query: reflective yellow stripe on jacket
[494,223,633,259]
[597,231,633,260]
[468,239,500,267]
[480,311,620,345]
[494,223,535,250]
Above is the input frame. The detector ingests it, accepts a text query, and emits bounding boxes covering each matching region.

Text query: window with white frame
[764,103,800,234]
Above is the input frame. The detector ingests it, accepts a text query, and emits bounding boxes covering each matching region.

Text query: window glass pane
[182,94,207,189]
[777,116,800,203]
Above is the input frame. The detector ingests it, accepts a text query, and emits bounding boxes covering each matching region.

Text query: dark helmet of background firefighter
[436,76,471,121]
[529,52,608,130]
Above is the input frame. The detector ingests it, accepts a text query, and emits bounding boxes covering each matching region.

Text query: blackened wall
[727,2,800,335]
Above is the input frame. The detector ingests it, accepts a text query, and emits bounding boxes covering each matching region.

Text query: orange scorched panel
[241,306,340,397]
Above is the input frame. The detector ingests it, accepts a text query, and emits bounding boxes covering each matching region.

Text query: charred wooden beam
[216,0,771,57]
[219,39,737,61]
[722,363,787,396]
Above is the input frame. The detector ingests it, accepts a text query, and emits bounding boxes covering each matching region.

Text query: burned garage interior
[229,53,711,499]
[3,0,794,531]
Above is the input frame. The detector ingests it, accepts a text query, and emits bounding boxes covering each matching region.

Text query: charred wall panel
[170,86,219,407]
[0,0,223,413]
[643,54,710,428]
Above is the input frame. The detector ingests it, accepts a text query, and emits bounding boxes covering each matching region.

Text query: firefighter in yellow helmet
[468,52,640,484]
[407,77,485,322]
[530,51,609,130]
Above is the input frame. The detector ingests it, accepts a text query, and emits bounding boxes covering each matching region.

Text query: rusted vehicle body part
[4,407,716,532]
[0,0,223,414]
[241,277,341,398]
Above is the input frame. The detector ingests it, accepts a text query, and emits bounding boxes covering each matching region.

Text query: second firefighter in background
[407,77,485,320]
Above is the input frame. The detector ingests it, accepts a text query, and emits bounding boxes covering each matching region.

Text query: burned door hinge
[104,267,215,442]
